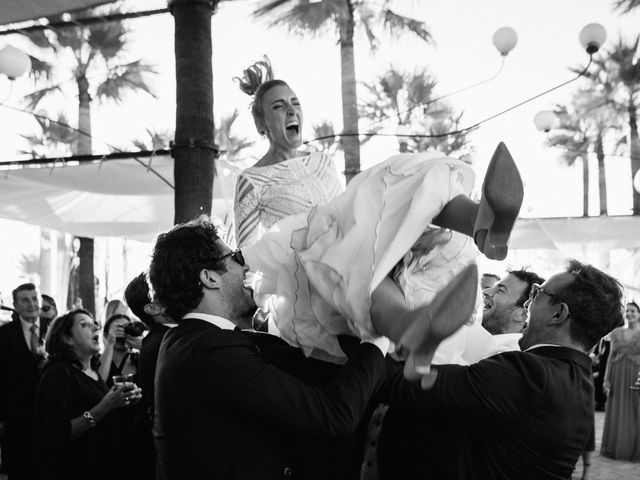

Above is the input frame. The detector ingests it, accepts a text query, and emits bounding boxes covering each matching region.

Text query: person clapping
[33,309,141,480]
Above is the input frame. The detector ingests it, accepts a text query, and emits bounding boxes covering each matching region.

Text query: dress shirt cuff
[362,337,391,356]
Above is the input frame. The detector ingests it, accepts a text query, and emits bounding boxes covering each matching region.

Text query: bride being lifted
[233,60,524,380]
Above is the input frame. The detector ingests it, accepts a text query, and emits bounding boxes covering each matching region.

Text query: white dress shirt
[182,312,236,330]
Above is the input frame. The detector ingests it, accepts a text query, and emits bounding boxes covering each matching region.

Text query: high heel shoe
[396,263,478,381]
[474,142,523,261]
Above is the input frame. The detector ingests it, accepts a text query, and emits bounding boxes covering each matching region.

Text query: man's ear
[512,307,527,329]
[144,302,163,316]
[549,303,571,326]
[199,268,223,290]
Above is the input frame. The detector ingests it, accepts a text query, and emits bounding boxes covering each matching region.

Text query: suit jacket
[377,346,594,480]
[0,317,50,478]
[154,319,386,480]
[138,323,170,416]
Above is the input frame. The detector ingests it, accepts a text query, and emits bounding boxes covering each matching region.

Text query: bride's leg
[370,264,478,380]
[432,142,523,261]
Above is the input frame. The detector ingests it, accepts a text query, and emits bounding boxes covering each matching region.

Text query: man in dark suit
[149,216,390,480]
[124,272,173,419]
[366,260,623,480]
[0,283,51,479]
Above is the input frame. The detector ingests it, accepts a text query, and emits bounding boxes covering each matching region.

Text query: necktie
[30,324,40,353]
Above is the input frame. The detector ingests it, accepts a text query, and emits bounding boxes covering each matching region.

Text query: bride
[242,142,523,379]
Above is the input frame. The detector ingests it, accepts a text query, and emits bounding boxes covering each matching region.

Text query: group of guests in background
[0,58,638,480]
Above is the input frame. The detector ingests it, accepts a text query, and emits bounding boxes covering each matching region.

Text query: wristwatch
[82,411,96,427]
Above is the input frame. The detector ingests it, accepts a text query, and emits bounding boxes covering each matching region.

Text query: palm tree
[253,0,432,182]
[19,111,75,158]
[171,0,218,224]
[614,0,640,13]
[311,119,341,156]
[215,109,255,163]
[580,36,640,214]
[360,66,471,156]
[548,88,623,216]
[23,6,157,315]
[546,105,592,217]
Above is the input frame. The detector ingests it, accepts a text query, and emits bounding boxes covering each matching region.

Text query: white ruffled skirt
[244,152,479,364]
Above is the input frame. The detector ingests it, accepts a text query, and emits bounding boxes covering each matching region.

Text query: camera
[124,321,148,337]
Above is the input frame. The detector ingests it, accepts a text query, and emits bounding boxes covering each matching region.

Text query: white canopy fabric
[0,155,242,241]
[2,155,640,248]
[0,1,113,26]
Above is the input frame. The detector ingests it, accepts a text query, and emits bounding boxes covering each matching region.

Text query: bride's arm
[234,175,259,248]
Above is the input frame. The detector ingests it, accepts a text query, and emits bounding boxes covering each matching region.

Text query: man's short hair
[507,269,545,308]
[124,272,155,328]
[41,294,57,309]
[149,216,229,321]
[556,260,624,350]
[482,273,500,282]
[12,283,37,302]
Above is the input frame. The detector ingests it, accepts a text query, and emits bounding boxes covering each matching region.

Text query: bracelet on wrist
[82,411,96,428]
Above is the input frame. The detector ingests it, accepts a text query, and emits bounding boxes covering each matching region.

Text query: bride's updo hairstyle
[234,56,289,135]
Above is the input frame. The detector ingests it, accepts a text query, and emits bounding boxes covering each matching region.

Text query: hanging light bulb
[0,45,31,80]
[533,110,558,132]
[492,27,518,56]
[579,23,607,54]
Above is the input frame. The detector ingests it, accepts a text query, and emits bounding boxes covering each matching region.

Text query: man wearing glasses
[39,294,58,323]
[371,260,624,480]
[150,216,390,480]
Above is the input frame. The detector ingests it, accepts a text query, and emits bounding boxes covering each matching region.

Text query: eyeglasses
[529,283,563,303]
[220,249,245,267]
[41,306,52,313]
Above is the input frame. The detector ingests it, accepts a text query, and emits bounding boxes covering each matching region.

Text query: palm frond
[88,21,128,60]
[614,0,640,13]
[383,9,433,44]
[255,0,341,36]
[22,85,64,110]
[95,60,158,103]
[28,56,55,83]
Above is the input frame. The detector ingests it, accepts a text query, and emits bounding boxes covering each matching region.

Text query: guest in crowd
[103,298,128,327]
[600,300,640,461]
[33,309,140,480]
[123,272,175,480]
[368,260,624,480]
[0,283,51,480]
[99,312,151,479]
[99,313,140,384]
[40,294,58,323]
[150,217,389,480]
[481,269,544,339]
[233,57,343,249]
[124,272,173,419]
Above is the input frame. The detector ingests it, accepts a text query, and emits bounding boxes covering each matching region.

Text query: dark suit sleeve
[383,352,547,421]
[200,341,386,438]
[0,328,7,421]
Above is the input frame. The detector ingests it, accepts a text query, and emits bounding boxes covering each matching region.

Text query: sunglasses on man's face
[41,306,53,313]
[220,249,245,267]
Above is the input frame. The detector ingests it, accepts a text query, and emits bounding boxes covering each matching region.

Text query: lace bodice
[609,327,640,365]
[234,152,343,248]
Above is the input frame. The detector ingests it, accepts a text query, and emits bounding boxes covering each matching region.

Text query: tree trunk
[338,1,361,184]
[74,73,95,316]
[582,156,590,217]
[596,135,607,216]
[77,237,95,316]
[172,0,216,223]
[628,97,640,215]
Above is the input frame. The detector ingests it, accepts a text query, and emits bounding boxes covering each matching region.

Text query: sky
[1,0,639,305]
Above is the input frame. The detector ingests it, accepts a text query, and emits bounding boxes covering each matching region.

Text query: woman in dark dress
[34,309,141,480]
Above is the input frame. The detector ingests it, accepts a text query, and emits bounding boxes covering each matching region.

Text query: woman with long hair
[601,301,640,460]
[33,309,141,479]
